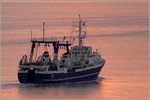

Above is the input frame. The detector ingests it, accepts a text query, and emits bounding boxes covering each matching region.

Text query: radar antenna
[72,15,87,46]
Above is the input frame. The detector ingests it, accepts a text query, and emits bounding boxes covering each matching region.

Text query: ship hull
[18,64,104,84]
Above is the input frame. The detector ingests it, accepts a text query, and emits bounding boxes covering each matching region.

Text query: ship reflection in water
[2,79,104,99]
[1,1,148,100]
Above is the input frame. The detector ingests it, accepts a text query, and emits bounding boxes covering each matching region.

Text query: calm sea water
[1,1,149,100]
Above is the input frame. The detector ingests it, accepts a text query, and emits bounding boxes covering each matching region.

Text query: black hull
[18,64,104,84]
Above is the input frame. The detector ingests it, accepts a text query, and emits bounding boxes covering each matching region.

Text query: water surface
[1,1,148,100]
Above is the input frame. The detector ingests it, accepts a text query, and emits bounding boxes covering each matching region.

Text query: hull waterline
[18,64,104,84]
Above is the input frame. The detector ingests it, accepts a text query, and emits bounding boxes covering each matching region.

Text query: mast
[77,15,87,46]
[78,15,82,46]
[43,22,45,41]
[29,30,34,64]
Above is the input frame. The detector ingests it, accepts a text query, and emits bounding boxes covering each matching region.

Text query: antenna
[78,14,81,20]
[43,22,45,41]
[72,15,87,46]
[78,15,86,46]
[78,15,82,46]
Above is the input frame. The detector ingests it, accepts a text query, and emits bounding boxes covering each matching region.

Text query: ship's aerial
[18,15,105,84]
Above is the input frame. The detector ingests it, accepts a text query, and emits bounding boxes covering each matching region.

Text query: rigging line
[44,43,48,51]
[34,44,39,61]
[51,52,55,60]
[27,41,32,60]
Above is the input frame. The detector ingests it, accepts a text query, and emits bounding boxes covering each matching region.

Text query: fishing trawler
[18,16,105,84]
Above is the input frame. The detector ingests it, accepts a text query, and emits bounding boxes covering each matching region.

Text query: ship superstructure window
[63,55,67,58]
